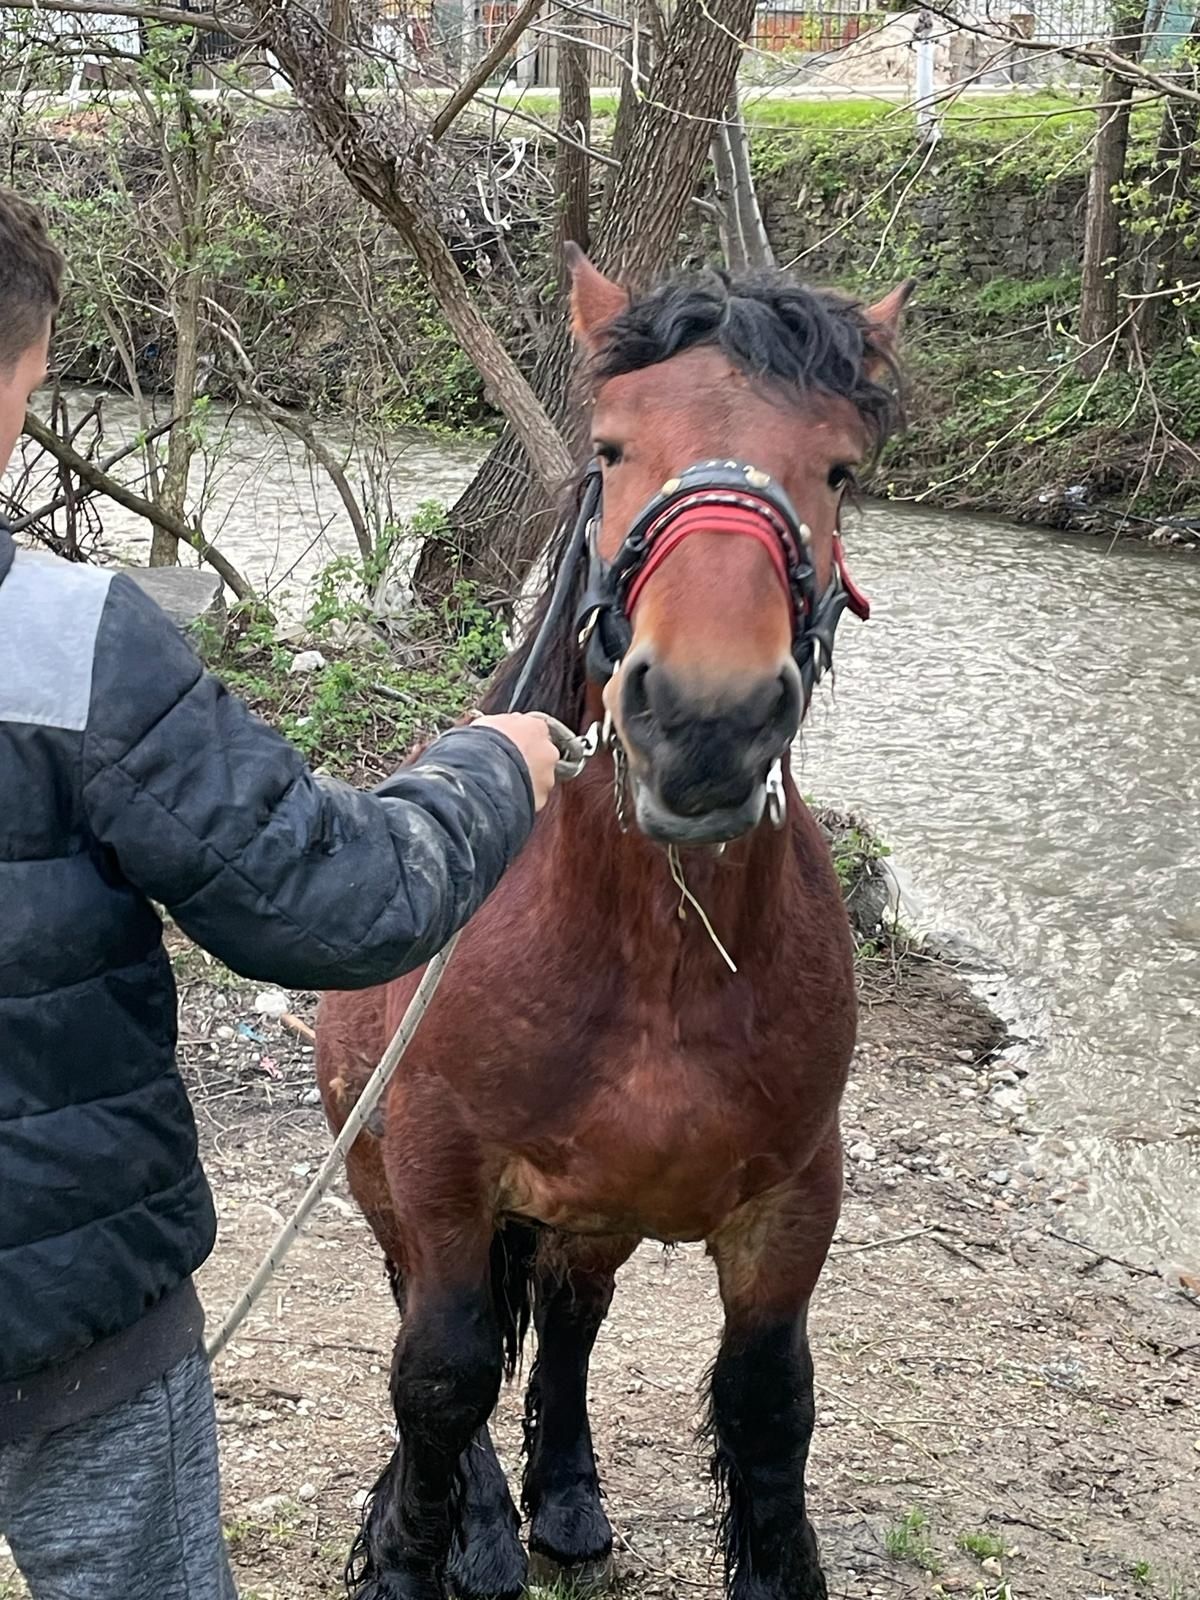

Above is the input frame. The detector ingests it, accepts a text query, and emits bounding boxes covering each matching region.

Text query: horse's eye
[828,465,856,491]
[595,441,623,467]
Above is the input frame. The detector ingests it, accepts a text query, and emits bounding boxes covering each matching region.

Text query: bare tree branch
[0,0,253,40]
[431,0,547,143]
[22,411,258,604]
[923,3,1200,108]
[9,414,180,533]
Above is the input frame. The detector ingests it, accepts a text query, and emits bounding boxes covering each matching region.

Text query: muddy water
[14,395,1199,1269]
[13,388,487,603]
[802,502,1200,1272]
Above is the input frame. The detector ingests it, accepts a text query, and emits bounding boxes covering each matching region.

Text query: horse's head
[568,247,910,847]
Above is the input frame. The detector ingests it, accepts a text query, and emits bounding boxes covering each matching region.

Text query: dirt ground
[3,946,1197,1600]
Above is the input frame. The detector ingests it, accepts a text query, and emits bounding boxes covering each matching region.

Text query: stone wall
[756,163,1086,289]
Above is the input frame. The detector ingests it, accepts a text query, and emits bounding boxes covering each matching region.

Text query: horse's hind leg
[522,1233,638,1589]
[706,1136,843,1600]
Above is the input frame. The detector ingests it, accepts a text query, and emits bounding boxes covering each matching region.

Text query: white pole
[915,9,940,148]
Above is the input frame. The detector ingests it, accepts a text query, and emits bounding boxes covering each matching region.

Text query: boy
[0,188,558,1600]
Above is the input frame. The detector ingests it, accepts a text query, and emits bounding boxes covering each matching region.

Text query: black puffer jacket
[0,525,534,1437]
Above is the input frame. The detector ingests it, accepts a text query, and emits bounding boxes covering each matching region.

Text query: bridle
[508,456,873,820]
[573,457,870,705]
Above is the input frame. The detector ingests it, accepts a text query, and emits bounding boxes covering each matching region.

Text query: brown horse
[317,249,909,1600]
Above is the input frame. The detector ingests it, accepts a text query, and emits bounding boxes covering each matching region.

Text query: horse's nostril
[773,665,802,738]
[623,657,653,722]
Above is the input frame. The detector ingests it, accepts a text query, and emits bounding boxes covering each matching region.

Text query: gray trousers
[0,1347,236,1600]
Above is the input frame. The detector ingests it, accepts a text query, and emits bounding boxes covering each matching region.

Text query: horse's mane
[482,267,903,725]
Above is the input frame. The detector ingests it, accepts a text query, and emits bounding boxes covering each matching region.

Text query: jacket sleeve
[80,575,535,990]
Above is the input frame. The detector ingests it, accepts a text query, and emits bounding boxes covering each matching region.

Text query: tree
[1078,0,1151,375]
[1133,9,1200,351]
[416,0,760,602]
[711,86,775,274]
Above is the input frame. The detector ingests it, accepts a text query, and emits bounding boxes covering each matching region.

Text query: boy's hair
[0,189,64,371]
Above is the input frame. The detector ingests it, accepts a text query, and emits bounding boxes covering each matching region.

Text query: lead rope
[205,713,595,1363]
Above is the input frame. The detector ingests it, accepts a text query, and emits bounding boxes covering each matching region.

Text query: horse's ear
[566,242,629,350]
[863,279,916,374]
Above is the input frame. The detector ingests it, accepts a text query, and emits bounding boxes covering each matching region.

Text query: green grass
[491,87,1145,163]
[885,1507,941,1572]
[959,1528,1006,1562]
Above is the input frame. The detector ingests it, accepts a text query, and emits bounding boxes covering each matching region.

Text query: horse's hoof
[447,1533,527,1600]
[527,1549,617,1595]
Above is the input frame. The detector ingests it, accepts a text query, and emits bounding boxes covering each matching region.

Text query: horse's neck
[545,756,794,982]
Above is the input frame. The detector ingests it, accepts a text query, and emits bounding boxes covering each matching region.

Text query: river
[12,394,1200,1271]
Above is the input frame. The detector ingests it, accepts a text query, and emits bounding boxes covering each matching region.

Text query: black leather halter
[572,458,869,706]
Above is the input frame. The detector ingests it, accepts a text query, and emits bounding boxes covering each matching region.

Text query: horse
[316,247,910,1600]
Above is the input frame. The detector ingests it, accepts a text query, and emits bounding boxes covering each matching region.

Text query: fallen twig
[281,1012,316,1045]
[1049,1229,1200,1306]
[833,1226,936,1257]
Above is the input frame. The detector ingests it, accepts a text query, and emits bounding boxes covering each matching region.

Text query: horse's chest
[496,1027,821,1242]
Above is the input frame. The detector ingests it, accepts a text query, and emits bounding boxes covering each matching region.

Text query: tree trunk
[250,0,571,501]
[1078,0,1150,376]
[153,260,201,565]
[607,0,664,207]
[555,3,591,270]
[419,0,759,600]
[597,0,757,289]
[153,103,211,566]
[1133,10,1200,351]
[711,85,774,273]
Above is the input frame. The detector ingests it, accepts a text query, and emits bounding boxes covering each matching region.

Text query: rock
[848,1141,878,1164]
[122,566,227,653]
[987,1169,1011,1186]
[991,1086,1028,1117]
[845,860,898,938]
[289,649,327,675]
[981,1557,1003,1578]
[351,1488,370,1511]
[299,1086,322,1107]
[254,988,290,1018]
[297,1483,318,1503]
[248,1492,293,1519]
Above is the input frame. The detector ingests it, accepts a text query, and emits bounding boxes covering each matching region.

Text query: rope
[205,709,593,1363]
[205,936,461,1361]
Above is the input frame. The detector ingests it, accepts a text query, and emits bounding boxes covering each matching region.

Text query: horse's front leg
[349,1162,502,1600]
[706,1134,843,1600]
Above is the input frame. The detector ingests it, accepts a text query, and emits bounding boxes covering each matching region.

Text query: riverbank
[15,94,1198,543]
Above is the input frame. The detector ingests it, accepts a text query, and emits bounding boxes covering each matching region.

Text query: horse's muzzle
[634,780,768,846]
[618,652,801,844]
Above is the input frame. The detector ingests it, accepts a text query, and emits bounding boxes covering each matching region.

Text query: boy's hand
[471,714,560,811]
